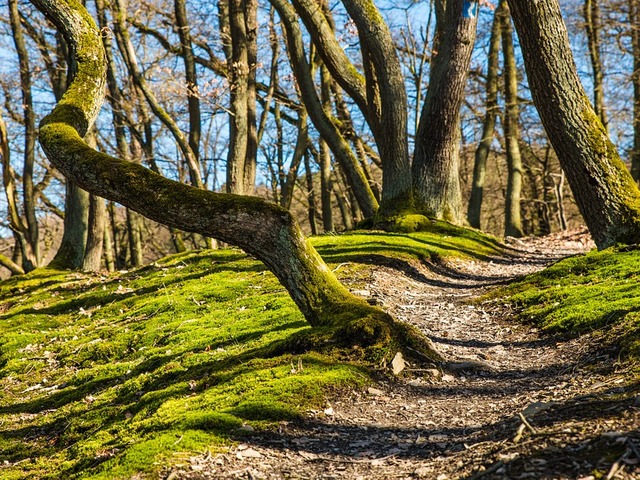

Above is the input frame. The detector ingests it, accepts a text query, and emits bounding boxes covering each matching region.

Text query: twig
[605,453,626,480]
[469,460,504,479]
[513,423,526,443]
[518,413,537,434]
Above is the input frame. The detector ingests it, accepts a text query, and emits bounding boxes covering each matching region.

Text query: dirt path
[169,232,640,480]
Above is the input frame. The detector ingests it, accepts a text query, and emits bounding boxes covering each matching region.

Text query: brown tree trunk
[31,0,442,361]
[584,0,608,130]
[82,194,106,271]
[631,0,640,183]
[412,0,478,223]
[304,151,319,235]
[9,0,40,269]
[50,181,89,269]
[508,0,640,248]
[224,0,258,195]
[467,3,502,229]
[501,5,524,238]
[175,0,202,163]
[271,0,379,218]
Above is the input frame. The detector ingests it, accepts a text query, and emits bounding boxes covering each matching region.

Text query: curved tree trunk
[412,0,478,223]
[508,0,640,248]
[30,0,441,362]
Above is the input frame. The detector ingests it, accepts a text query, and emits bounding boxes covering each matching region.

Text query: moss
[494,246,640,366]
[580,102,640,247]
[0,227,500,478]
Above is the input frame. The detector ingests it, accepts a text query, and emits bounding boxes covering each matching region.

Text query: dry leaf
[392,352,405,375]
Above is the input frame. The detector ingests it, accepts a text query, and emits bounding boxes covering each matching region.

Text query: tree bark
[224,0,258,195]
[413,0,478,223]
[583,0,608,130]
[467,3,501,229]
[82,193,106,271]
[174,0,202,163]
[271,0,378,218]
[630,0,640,183]
[501,5,524,238]
[9,0,41,269]
[30,0,442,361]
[50,181,89,269]
[508,0,640,248]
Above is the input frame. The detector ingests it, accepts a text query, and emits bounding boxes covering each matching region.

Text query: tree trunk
[50,181,89,269]
[412,0,478,223]
[631,0,640,183]
[9,0,40,269]
[467,3,501,229]
[271,0,379,219]
[224,0,258,195]
[320,65,334,233]
[501,5,524,238]
[508,0,640,248]
[31,0,442,361]
[304,151,319,235]
[127,209,144,267]
[82,193,106,271]
[174,0,202,164]
[340,0,413,215]
[583,0,608,130]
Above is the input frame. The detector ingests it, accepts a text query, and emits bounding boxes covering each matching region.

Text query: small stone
[367,387,384,396]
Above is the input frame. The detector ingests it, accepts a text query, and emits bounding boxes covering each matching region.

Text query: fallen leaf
[392,352,405,375]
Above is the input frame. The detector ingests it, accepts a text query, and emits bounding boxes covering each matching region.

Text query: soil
[165,230,640,480]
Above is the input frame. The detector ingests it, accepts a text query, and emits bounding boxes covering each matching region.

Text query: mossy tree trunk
[292,0,411,216]
[412,0,478,223]
[467,3,501,229]
[508,0,640,248]
[30,0,441,362]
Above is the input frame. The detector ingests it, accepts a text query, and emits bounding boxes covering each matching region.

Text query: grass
[0,225,502,479]
[497,245,640,363]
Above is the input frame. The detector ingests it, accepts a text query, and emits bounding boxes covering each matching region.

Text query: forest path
[171,231,640,480]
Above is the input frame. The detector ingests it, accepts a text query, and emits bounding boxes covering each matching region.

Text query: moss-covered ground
[497,245,640,364]
[0,225,502,479]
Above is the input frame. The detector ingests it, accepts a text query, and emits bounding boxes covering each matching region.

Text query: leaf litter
[166,230,640,479]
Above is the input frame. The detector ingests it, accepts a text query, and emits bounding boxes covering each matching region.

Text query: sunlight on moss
[0,226,501,478]
[498,246,640,363]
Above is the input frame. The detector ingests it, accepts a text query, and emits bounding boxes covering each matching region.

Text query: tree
[501,3,524,238]
[507,0,640,248]
[467,3,502,229]
[29,0,442,362]
[412,0,479,222]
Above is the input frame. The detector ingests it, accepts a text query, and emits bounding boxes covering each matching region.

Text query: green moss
[495,246,640,365]
[0,228,501,478]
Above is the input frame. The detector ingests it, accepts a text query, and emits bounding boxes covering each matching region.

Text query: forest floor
[168,230,640,480]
